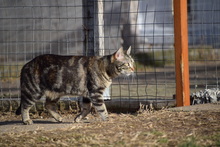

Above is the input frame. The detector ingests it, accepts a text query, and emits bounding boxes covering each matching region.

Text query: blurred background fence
[0,0,219,112]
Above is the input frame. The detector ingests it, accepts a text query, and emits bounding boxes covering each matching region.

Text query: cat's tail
[16,105,21,115]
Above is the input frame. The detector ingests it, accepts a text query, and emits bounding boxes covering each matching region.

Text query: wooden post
[94,0,105,56]
[94,0,111,100]
[82,0,105,56]
[82,0,94,56]
[173,0,190,106]
[83,0,110,99]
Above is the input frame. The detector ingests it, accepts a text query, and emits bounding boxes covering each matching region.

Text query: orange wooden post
[173,0,190,106]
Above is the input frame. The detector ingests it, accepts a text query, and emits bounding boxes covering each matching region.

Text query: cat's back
[20,54,94,94]
[20,54,102,78]
[27,54,74,67]
[22,54,91,70]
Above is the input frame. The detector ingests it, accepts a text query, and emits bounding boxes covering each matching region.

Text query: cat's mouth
[123,70,134,76]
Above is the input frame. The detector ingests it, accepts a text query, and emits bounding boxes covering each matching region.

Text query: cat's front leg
[91,93,109,121]
[74,97,92,123]
[45,98,63,123]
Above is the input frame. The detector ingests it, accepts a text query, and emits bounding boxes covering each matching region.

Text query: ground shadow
[0,120,73,125]
[0,120,22,125]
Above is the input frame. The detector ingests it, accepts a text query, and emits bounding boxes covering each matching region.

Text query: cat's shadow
[0,120,73,125]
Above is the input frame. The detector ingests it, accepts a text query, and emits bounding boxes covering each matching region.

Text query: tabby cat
[16,47,134,125]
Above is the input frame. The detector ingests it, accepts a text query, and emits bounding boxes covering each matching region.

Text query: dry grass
[0,109,220,147]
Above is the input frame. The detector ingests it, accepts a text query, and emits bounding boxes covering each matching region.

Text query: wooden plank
[173,0,190,106]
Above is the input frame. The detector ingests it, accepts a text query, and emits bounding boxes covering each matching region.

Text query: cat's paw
[100,112,109,121]
[55,116,63,123]
[101,116,109,121]
[23,119,33,125]
[74,115,82,123]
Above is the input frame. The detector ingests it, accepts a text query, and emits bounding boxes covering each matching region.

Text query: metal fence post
[173,0,190,106]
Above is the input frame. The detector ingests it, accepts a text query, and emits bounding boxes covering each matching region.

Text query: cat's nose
[130,67,135,72]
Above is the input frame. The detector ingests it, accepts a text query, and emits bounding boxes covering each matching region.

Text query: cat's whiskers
[130,72,136,84]
[121,71,135,84]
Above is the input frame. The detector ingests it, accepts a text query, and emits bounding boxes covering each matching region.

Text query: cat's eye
[125,63,134,71]
[127,63,133,68]
[125,63,130,66]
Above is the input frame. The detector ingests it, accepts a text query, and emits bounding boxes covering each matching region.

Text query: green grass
[179,137,199,147]
[0,64,23,80]
[179,133,220,147]
[135,47,220,72]
[110,84,175,99]
[188,47,220,61]
[158,138,168,144]
[206,133,220,147]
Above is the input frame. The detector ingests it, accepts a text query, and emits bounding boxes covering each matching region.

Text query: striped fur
[16,47,134,125]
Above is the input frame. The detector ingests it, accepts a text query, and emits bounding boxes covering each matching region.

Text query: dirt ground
[0,104,220,147]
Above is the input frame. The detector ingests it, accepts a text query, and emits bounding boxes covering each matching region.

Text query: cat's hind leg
[90,92,109,121]
[20,92,36,125]
[21,103,34,125]
[45,98,63,123]
[74,97,92,123]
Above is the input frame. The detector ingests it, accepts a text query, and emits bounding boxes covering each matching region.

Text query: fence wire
[188,0,220,95]
[0,0,85,100]
[1,0,218,109]
[102,0,175,102]
[0,0,175,104]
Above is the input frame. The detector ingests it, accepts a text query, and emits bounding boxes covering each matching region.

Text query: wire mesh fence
[0,0,219,111]
[0,0,85,100]
[188,0,220,102]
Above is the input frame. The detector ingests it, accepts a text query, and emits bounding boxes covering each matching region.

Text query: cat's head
[110,46,135,76]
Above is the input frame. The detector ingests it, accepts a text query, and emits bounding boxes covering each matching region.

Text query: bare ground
[0,104,220,147]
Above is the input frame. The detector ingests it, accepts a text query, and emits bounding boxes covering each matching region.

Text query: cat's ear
[126,46,131,55]
[112,47,124,62]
